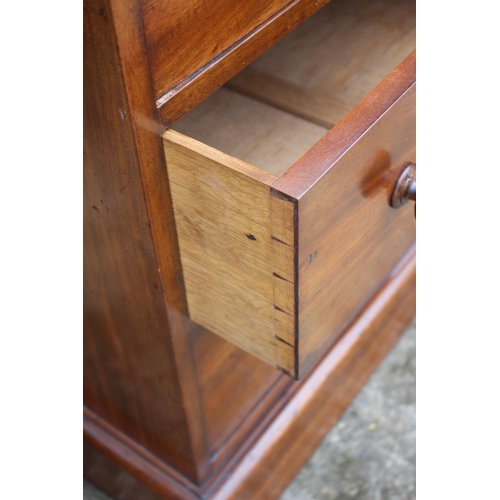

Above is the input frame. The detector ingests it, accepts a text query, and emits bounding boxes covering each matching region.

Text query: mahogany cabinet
[83,0,416,498]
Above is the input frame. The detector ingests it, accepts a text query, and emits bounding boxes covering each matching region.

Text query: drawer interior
[171,0,415,178]
[163,0,416,378]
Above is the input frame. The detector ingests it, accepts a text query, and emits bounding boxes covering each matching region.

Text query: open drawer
[163,0,416,379]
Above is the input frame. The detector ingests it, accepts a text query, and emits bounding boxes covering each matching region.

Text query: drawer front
[274,52,416,377]
[164,52,416,379]
[141,0,292,99]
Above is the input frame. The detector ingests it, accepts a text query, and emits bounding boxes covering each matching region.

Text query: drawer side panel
[163,130,295,373]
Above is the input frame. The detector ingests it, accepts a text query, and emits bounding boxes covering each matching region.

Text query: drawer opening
[163,0,415,378]
[170,0,415,179]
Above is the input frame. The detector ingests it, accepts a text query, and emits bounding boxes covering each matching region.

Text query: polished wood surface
[165,50,415,377]
[142,0,291,98]
[275,52,416,377]
[84,0,202,481]
[156,0,331,126]
[163,130,296,374]
[210,247,416,500]
[85,0,416,496]
[84,441,166,500]
[84,0,289,487]
[85,247,416,500]
[189,326,286,462]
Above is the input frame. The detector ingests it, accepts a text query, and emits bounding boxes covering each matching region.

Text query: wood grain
[274,52,416,377]
[84,408,201,499]
[270,194,297,363]
[84,441,167,500]
[189,325,288,461]
[163,130,296,373]
[227,0,415,128]
[85,0,416,495]
[156,0,332,126]
[172,87,328,177]
[209,246,416,500]
[85,0,301,491]
[141,0,291,98]
[167,52,415,379]
[85,246,416,500]
[226,67,352,129]
[84,0,205,482]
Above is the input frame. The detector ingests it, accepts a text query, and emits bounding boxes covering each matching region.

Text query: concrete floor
[84,321,416,500]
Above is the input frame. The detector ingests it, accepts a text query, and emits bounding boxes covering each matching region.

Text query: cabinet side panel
[84,0,197,479]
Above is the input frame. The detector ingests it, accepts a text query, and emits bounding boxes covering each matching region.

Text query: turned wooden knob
[391,163,416,215]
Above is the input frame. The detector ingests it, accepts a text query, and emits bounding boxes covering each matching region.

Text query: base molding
[84,247,416,500]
